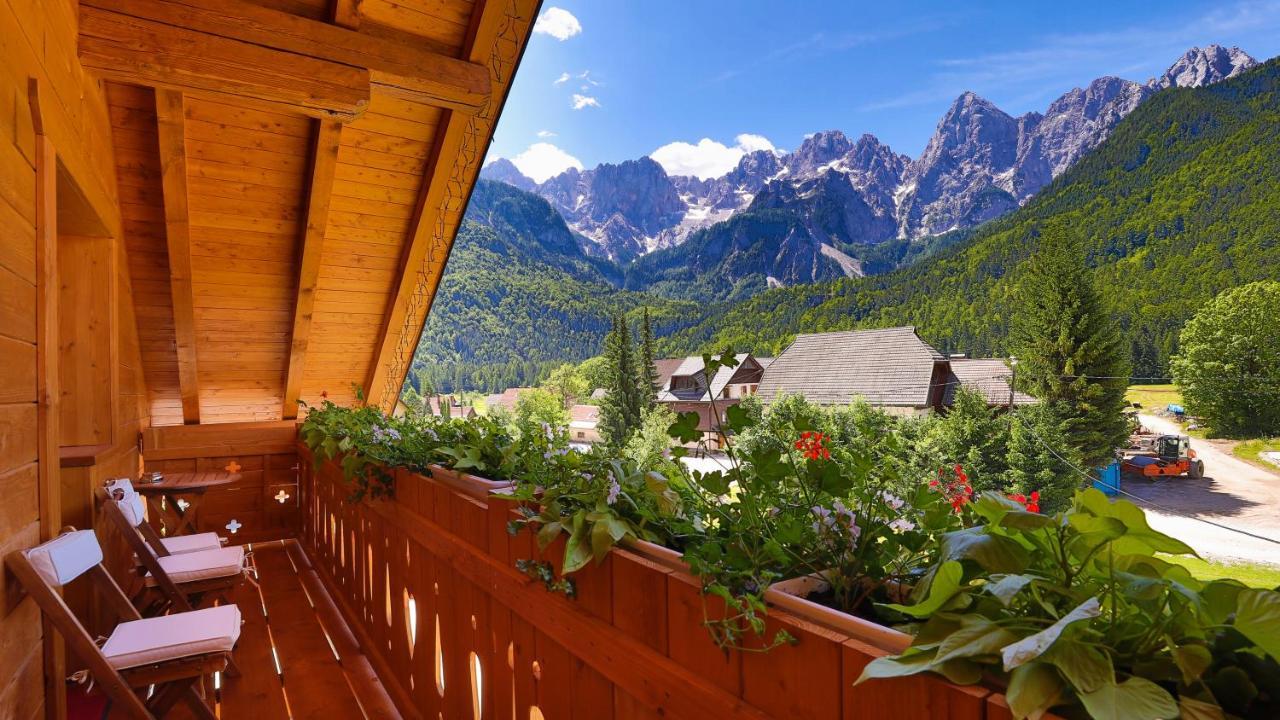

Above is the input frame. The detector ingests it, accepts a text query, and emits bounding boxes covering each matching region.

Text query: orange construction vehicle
[1121,434,1204,479]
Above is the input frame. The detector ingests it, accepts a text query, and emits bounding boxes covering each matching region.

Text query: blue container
[1093,461,1120,496]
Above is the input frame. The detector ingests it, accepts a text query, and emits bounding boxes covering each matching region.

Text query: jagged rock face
[492,45,1257,264]
[786,130,855,175]
[479,158,536,191]
[532,158,685,262]
[897,92,1021,237]
[1151,44,1257,89]
[751,170,896,247]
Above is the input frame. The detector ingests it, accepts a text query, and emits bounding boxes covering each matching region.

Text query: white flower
[880,491,904,510]
[889,518,915,534]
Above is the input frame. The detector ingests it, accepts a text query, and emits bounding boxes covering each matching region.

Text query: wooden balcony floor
[96,541,400,720]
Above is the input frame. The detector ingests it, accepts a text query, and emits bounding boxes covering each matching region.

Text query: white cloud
[510,143,583,183]
[649,134,778,180]
[536,130,557,138]
[533,7,581,41]
[553,72,570,86]
[571,94,600,110]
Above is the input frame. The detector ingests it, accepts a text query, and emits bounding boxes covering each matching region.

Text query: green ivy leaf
[1006,662,1065,720]
[1233,588,1280,662]
[667,412,702,444]
[1077,677,1179,720]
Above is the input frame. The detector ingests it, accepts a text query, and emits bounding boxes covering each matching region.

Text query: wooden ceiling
[94,0,540,424]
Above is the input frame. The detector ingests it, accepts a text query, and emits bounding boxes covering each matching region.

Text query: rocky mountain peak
[787,130,854,174]
[1151,45,1257,90]
[480,158,535,191]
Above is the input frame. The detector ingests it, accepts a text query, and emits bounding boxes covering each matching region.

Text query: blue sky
[487,1,1280,182]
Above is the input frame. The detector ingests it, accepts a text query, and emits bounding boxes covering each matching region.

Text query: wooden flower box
[297,447,1053,719]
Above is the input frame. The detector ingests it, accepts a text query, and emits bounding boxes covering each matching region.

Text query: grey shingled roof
[943,359,1037,406]
[757,327,944,407]
[657,354,754,402]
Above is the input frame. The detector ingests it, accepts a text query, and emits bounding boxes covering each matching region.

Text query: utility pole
[1008,356,1018,410]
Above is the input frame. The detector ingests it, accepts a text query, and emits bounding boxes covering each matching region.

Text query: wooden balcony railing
[298,445,1041,720]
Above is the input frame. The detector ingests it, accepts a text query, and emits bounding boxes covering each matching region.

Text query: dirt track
[1122,414,1280,566]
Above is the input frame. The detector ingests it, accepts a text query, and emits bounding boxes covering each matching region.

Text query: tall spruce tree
[598,312,642,447]
[638,307,660,408]
[1009,225,1131,469]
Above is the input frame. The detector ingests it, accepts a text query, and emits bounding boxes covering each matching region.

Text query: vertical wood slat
[31,78,66,720]
[299,457,1000,720]
[153,88,200,423]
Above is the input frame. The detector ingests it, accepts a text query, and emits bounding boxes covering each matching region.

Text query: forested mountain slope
[661,59,1280,377]
[413,182,697,392]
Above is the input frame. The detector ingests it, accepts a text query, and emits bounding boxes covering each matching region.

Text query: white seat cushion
[102,605,241,669]
[160,533,225,555]
[148,546,245,585]
[117,491,148,527]
[25,530,103,587]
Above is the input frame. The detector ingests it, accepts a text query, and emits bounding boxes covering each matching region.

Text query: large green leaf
[1045,641,1113,693]
[1171,644,1212,685]
[1078,489,1195,555]
[1233,588,1280,661]
[940,528,1030,573]
[1002,597,1101,670]
[1077,677,1179,720]
[1006,662,1065,720]
[1178,697,1227,720]
[884,561,965,618]
[985,574,1034,607]
[1202,580,1246,624]
[934,617,1019,664]
[855,649,938,683]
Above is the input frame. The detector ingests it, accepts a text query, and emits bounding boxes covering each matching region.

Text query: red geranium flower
[931,465,973,513]
[1008,490,1041,513]
[795,431,830,461]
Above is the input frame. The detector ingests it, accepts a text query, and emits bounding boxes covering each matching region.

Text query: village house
[484,386,535,414]
[757,327,1026,415]
[657,354,768,448]
[568,404,602,445]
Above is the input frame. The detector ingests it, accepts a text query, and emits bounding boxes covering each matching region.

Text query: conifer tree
[1009,225,1131,469]
[638,307,660,408]
[598,312,642,447]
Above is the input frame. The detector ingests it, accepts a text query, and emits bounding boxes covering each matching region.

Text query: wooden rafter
[364,0,538,410]
[79,0,491,118]
[154,89,201,424]
[283,120,343,419]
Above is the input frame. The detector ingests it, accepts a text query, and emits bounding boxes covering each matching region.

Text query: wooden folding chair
[105,479,226,557]
[5,528,240,720]
[97,487,248,614]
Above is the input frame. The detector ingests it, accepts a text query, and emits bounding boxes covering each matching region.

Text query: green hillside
[412,182,698,393]
[662,59,1280,376]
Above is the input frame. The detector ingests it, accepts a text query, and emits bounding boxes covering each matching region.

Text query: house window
[722,387,731,399]
[576,432,584,439]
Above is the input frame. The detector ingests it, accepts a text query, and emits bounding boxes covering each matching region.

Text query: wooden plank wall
[0,0,129,717]
[300,454,1001,720]
[143,422,301,543]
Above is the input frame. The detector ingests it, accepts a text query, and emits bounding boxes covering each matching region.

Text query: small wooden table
[134,471,238,536]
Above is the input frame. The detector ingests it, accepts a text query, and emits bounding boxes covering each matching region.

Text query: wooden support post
[283,120,342,419]
[31,78,67,720]
[155,89,201,424]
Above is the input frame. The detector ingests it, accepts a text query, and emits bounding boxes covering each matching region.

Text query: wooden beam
[30,78,67,720]
[80,0,491,115]
[283,120,342,419]
[364,0,537,410]
[154,90,201,424]
[79,4,369,121]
